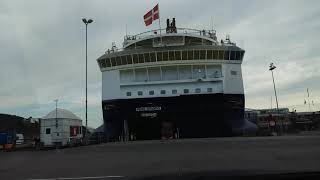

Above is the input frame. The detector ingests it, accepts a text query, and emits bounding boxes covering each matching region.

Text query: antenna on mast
[211,16,214,32]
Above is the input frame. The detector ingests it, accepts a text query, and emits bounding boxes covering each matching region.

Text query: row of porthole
[126,87,214,96]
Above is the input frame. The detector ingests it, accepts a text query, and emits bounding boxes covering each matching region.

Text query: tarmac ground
[1,135,320,180]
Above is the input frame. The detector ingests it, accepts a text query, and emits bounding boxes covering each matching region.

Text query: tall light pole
[269,63,283,135]
[82,18,93,138]
[54,99,58,128]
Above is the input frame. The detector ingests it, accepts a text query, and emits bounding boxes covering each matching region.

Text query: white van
[16,134,24,145]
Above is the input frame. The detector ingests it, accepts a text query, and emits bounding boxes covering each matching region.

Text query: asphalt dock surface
[1,135,320,180]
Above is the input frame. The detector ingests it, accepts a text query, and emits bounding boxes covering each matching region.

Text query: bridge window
[149,90,154,95]
[175,51,181,60]
[150,52,156,62]
[144,53,150,63]
[106,58,111,67]
[193,65,206,79]
[126,55,132,64]
[207,50,213,59]
[213,50,218,59]
[135,68,147,82]
[133,54,139,64]
[224,50,230,60]
[218,50,224,60]
[178,65,192,79]
[183,89,189,94]
[207,88,213,93]
[195,88,201,93]
[160,90,166,95]
[156,52,163,61]
[163,51,169,61]
[194,50,200,60]
[126,92,132,96]
[116,56,121,66]
[137,91,143,96]
[138,54,144,63]
[121,56,127,65]
[169,51,175,61]
[162,66,178,80]
[148,67,161,81]
[187,50,194,60]
[200,50,206,60]
[111,57,116,66]
[182,51,188,60]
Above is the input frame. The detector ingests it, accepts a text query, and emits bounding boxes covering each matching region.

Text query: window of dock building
[150,52,156,62]
[156,52,163,61]
[218,50,224,60]
[172,89,177,94]
[195,88,201,93]
[133,54,139,64]
[144,53,151,63]
[169,51,175,61]
[240,51,245,60]
[106,58,111,67]
[138,91,143,96]
[230,51,236,60]
[163,51,169,61]
[187,50,194,60]
[175,51,182,60]
[224,50,230,60]
[126,55,132,64]
[138,54,144,63]
[200,50,206,60]
[207,88,213,93]
[194,50,200,60]
[149,90,154,95]
[207,50,213,60]
[182,51,188,60]
[160,90,166,94]
[116,56,121,66]
[126,92,132,96]
[184,89,189,94]
[46,128,51,134]
[111,57,116,66]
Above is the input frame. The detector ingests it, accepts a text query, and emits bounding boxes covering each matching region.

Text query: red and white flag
[143,4,159,26]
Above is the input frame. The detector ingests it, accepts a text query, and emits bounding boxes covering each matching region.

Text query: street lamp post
[269,63,283,135]
[54,99,58,128]
[82,18,93,138]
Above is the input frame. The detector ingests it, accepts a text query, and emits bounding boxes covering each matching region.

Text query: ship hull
[102,93,246,140]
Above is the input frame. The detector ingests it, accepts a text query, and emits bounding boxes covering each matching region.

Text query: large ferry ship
[97,18,254,140]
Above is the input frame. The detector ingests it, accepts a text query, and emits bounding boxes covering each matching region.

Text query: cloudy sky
[1,0,319,128]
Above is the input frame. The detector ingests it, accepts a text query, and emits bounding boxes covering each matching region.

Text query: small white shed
[40,108,83,147]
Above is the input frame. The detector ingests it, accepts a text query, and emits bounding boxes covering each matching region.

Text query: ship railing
[124,27,217,41]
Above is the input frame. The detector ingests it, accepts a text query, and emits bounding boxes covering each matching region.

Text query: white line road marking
[28,175,125,180]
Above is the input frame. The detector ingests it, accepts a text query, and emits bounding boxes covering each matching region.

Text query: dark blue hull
[102,93,246,140]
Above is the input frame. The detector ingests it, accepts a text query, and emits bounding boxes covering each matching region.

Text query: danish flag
[143,4,159,26]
